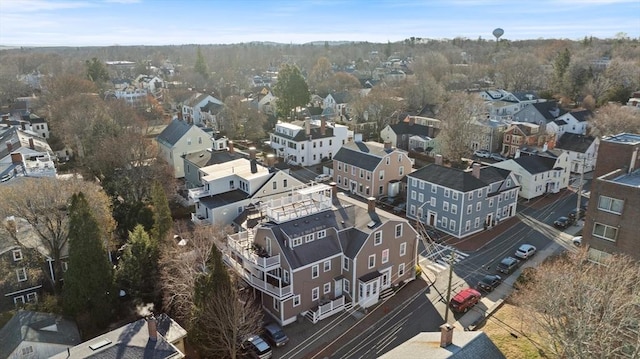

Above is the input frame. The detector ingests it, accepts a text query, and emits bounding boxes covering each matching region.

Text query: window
[451,205,457,214]
[293,295,301,307]
[598,196,624,214]
[360,169,364,178]
[352,166,356,175]
[442,217,448,227]
[411,190,416,200]
[476,202,482,211]
[382,249,389,264]
[16,268,27,282]
[379,170,384,180]
[293,237,302,247]
[274,298,279,311]
[12,249,22,261]
[430,197,436,207]
[283,179,288,188]
[477,189,483,197]
[21,346,33,356]
[368,254,376,268]
[431,185,437,193]
[338,162,342,170]
[398,263,405,277]
[312,265,319,278]
[468,192,473,200]
[467,205,472,214]
[344,164,348,172]
[283,270,289,284]
[312,287,319,301]
[506,179,511,187]
[13,296,24,305]
[419,181,425,190]
[452,192,458,200]
[450,220,456,231]
[386,157,390,165]
[379,186,384,195]
[399,166,404,176]
[411,178,417,187]
[443,202,449,212]
[324,260,331,272]
[26,293,37,303]
[305,234,314,243]
[489,198,494,207]
[344,279,350,293]
[475,217,481,228]
[324,282,331,294]
[465,220,471,231]
[592,223,618,242]
[343,257,349,271]
[418,193,424,202]
[337,175,342,184]
[409,205,416,215]
[395,224,402,237]
[444,189,450,198]
[374,231,382,246]
[318,230,326,238]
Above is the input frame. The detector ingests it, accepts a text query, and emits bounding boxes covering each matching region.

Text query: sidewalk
[452,221,583,331]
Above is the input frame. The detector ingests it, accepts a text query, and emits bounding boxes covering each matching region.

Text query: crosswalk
[421,243,469,274]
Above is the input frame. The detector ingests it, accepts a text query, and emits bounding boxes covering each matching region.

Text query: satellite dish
[493,28,504,40]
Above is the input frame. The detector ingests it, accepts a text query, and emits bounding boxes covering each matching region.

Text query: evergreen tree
[63,192,114,329]
[194,46,209,79]
[150,181,172,245]
[553,48,571,91]
[116,225,159,304]
[272,64,310,121]
[85,57,110,83]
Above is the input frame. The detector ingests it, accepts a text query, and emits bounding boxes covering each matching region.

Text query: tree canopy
[116,225,159,305]
[273,64,310,121]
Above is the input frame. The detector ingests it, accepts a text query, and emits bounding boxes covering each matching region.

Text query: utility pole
[443,252,457,323]
[575,157,586,223]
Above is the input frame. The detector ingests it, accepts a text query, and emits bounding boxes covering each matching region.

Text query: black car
[262,322,289,347]
[477,274,502,292]
[568,208,586,220]
[554,216,573,229]
[496,257,520,274]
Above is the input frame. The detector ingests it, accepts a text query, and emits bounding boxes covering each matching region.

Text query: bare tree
[0,177,115,293]
[513,252,640,359]
[494,52,546,91]
[438,93,485,168]
[589,103,640,137]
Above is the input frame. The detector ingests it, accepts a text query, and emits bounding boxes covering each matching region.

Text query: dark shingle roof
[156,119,192,146]
[390,122,435,137]
[330,91,350,104]
[531,102,567,121]
[554,119,567,125]
[184,149,242,168]
[568,109,592,122]
[0,310,81,359]
[339,228,369,259]
[479,166,511,184]
[333,146,382,171]
[513,155,558,174]
[267,221,343,269]
[555,133,596,153]
[409,164,488,192]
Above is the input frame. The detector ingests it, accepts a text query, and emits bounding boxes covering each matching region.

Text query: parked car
[553,216,573,229]
[449,288,482,313]
[568,208,586,220]
[262,322,289,347]
[490,153,507,161]
[572,236,582,246]
[243,335,272,359]
[315,174,331,182]
[474,149,491,158]
[393,202,406,214]
[477,274,502,292]
[496,257,520,274]
[514,244,537,260]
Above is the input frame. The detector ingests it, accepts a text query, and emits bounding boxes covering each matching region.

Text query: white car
[515,244,537,260]
[315,174,331,182]
[572,236,582,246]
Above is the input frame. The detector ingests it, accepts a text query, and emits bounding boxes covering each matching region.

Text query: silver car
[515,244,536,259]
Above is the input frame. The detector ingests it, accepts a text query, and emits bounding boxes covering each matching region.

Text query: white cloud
[0,0,95,13]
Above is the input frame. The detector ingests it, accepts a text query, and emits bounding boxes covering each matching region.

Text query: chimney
[266,153,275,167]
[305,119,311,136]
[329,182,338,199]
[367,197,376,214]
[147,315,158,342]
[439,323,453,348]
[21,122,26,130]
[408,116,415,126]
[29,138,35,150]
[384,141,392,150]
[250,159,258,174]
[354,133,363,142]
[320,116,326,136]
[249,146,256,160]
[515,149,521,159]
[228,141,234,154]
[435,154,443,166]
[11,152,23,164]
[6,142,12,152]
[472,163,481,179]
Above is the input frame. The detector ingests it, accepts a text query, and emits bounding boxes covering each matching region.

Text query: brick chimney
[11,152,23,164]
[29,138,35,150]
[266,153,275,167]
[6,142,12,152]
[439,323,453,348]
[472,163,481,179]
[147,315,158,342]
[305,119,311,136]
[249,147,256,160]
[367,197,376,214]
[228,140,234,154]
[320,116,326,136]
[329,182,338,199]
[384,141,392,150]
[435,154,443,166]
[250,159,258,174]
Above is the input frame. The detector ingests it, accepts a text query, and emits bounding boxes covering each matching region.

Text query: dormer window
[12,249,22,261]
[318,230,326,239]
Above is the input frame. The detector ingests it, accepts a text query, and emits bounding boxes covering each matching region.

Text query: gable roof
[184,149,242,168]
[0,310,81,359]
[555,133,596,153]
[329,91,350,104]
[380,330,505,359]
[339,228,369,259]
[512,155,558,174]
[333,141,393,171]
[409,164,489,192]
[389,122,437,138]
[530,101,567,121]
[156,119,193,146]
[478,166,511,184]
[568,109,592,122]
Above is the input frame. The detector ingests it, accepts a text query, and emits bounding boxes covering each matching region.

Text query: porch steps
[304,310,315,323]
[379,287,395,302]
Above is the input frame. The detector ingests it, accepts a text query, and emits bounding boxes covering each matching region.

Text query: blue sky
[1,0,638,46]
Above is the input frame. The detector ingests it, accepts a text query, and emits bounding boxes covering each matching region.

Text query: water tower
[493,28,504,42]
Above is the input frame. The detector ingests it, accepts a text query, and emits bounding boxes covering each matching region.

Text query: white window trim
[382,249,389,264]
[398,263,405,277]
[312,264,319,279]
[293,295,301,307]
[592,222,618,242]
[312,287,319,301]
[12,249,23,261]
[343,256,349,271]
[395,224,402,238]
[324,260,331,272]
[400,242,407,256]
[16,268,27,282]
[324,282,331,294]
[374,231,382,246]
[368,254,376,269]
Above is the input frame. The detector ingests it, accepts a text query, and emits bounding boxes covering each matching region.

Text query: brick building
[583,133,640,262]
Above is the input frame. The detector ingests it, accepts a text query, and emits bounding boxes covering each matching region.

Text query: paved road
[333,190,585,358]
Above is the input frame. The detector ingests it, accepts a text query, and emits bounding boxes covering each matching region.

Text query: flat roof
[603,133,640,145]
[612,168,640,187]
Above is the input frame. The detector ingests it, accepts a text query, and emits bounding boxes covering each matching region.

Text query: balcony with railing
[262,184,333,223]
[188,186,210,201]
[191,212,209,225]
[226,231,281,271]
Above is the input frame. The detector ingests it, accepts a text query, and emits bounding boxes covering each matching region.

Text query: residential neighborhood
[0,7,639,358]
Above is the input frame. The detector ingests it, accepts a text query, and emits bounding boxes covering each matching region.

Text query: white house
[156,119,214,178]
[269,118,349,166]
[490,152,571,200]
[546,109,592,138]
[181,93,223,126]
[323,92,351,121]
[188,153,304,225]
[554,133,599,173]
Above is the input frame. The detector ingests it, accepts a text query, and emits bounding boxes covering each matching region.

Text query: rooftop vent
[89,339,112,351]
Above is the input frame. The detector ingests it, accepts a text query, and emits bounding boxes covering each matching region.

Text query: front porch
[304,295,352,324]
